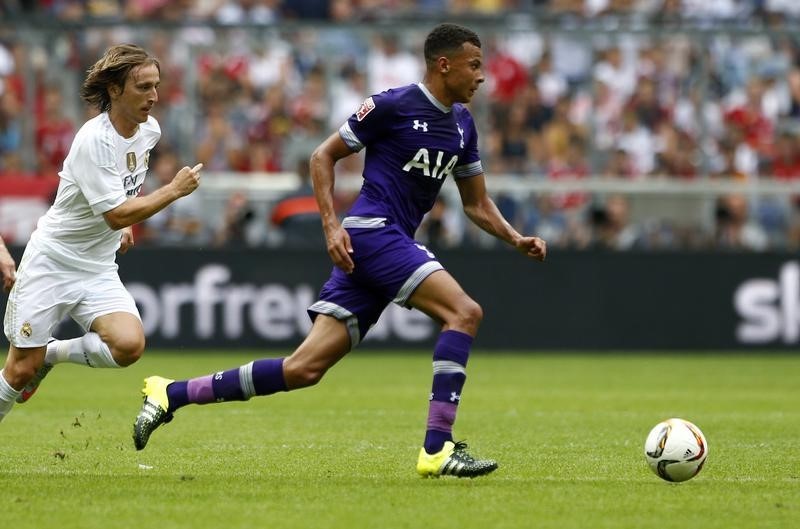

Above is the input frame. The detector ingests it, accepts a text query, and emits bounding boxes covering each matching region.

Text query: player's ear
[108,82,122,100]
[438,57,450,74]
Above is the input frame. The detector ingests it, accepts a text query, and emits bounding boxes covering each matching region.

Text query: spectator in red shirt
[485,39,528,105]
[547,135,589,210]
[724,78,774,157]
[35,85,75,177]
[768,131,800,180]
[766,131,800,243]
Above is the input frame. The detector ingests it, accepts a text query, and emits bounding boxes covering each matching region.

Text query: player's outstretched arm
[310,133,356,273]
[0,235,16,293]
[456,174,546,262]
[103,163,203,230]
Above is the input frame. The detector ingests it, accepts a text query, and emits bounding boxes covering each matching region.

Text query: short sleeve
[72,135,126,215]
[338,90,399,152]
[454,110,483,179]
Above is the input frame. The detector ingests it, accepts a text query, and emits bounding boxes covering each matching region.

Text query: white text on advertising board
[126,264,434,342]
[735,261,800,344]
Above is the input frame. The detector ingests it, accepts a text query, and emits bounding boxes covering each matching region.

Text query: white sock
[0,370,21,423]
[46,332,120,368]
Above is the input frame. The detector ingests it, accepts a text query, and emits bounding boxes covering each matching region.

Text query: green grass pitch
[1,351,797,529]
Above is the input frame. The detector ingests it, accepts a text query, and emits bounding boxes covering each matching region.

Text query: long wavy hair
[80,44,160,112]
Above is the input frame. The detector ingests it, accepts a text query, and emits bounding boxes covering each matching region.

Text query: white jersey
[29,113,161,272]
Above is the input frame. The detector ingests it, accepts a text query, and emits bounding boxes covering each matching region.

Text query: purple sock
[424,330,472,454]
[252,357,288,395]
[166,358,287,412]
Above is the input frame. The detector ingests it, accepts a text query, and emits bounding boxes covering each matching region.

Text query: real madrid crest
[126,152,137,172]
[20,322,32,338]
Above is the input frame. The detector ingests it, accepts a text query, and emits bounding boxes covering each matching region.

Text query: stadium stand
[2,2,800,249]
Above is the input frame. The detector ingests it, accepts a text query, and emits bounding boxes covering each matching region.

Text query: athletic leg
[0,345,46,421]
[133,315,352,450]
[16,312,144,403]
[408,270,497,477]
[19,271,145,402]
[3,249,74,405]
[50,270,146,369]
[168,314,351,408]
[46,312,144,368]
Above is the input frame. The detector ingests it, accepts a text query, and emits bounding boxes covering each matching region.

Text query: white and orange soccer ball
[644,418,708,482]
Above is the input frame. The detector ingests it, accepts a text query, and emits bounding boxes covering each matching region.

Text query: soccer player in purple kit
[133,23,547,478]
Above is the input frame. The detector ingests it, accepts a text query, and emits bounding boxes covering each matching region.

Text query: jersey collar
[417,83,451,113]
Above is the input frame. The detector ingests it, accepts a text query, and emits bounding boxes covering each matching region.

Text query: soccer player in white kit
[0,44,203,422]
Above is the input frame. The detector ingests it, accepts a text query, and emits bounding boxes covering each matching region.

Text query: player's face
[112,63,160,127]
[445,42,484,104]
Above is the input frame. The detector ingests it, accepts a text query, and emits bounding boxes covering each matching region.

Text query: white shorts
[3,249,140,348]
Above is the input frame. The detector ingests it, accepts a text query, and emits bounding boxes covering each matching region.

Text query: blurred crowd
[2,2,800,251]
[3,1,800,23]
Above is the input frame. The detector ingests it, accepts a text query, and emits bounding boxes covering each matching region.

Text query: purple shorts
[308,223,443,346]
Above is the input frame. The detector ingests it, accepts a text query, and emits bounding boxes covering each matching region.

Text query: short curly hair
[80,44,160,112]
[423,23,481,67]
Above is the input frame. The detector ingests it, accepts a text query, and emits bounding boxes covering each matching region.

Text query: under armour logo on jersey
[450,391,461,403]
[413,120,428,132]
[415,243,435,258]
[457,123,465,148]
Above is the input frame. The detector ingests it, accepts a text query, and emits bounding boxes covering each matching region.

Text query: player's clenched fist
[516,236,547,262]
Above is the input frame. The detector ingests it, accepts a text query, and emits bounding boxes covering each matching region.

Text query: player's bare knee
[453,299,483,334]
[114,346,144,367]
[4,358,40,387]
[110,336,145,367]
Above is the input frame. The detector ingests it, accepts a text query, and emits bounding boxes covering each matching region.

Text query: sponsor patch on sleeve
[355,97,376,121]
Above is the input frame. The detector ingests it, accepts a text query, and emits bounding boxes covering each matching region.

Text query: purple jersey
[339,83,483,237]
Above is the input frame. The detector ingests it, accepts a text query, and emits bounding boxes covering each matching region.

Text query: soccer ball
[644,418,708,482]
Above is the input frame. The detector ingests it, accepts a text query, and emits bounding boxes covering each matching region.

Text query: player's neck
[422,78,453,108]
[107,111,139,139]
